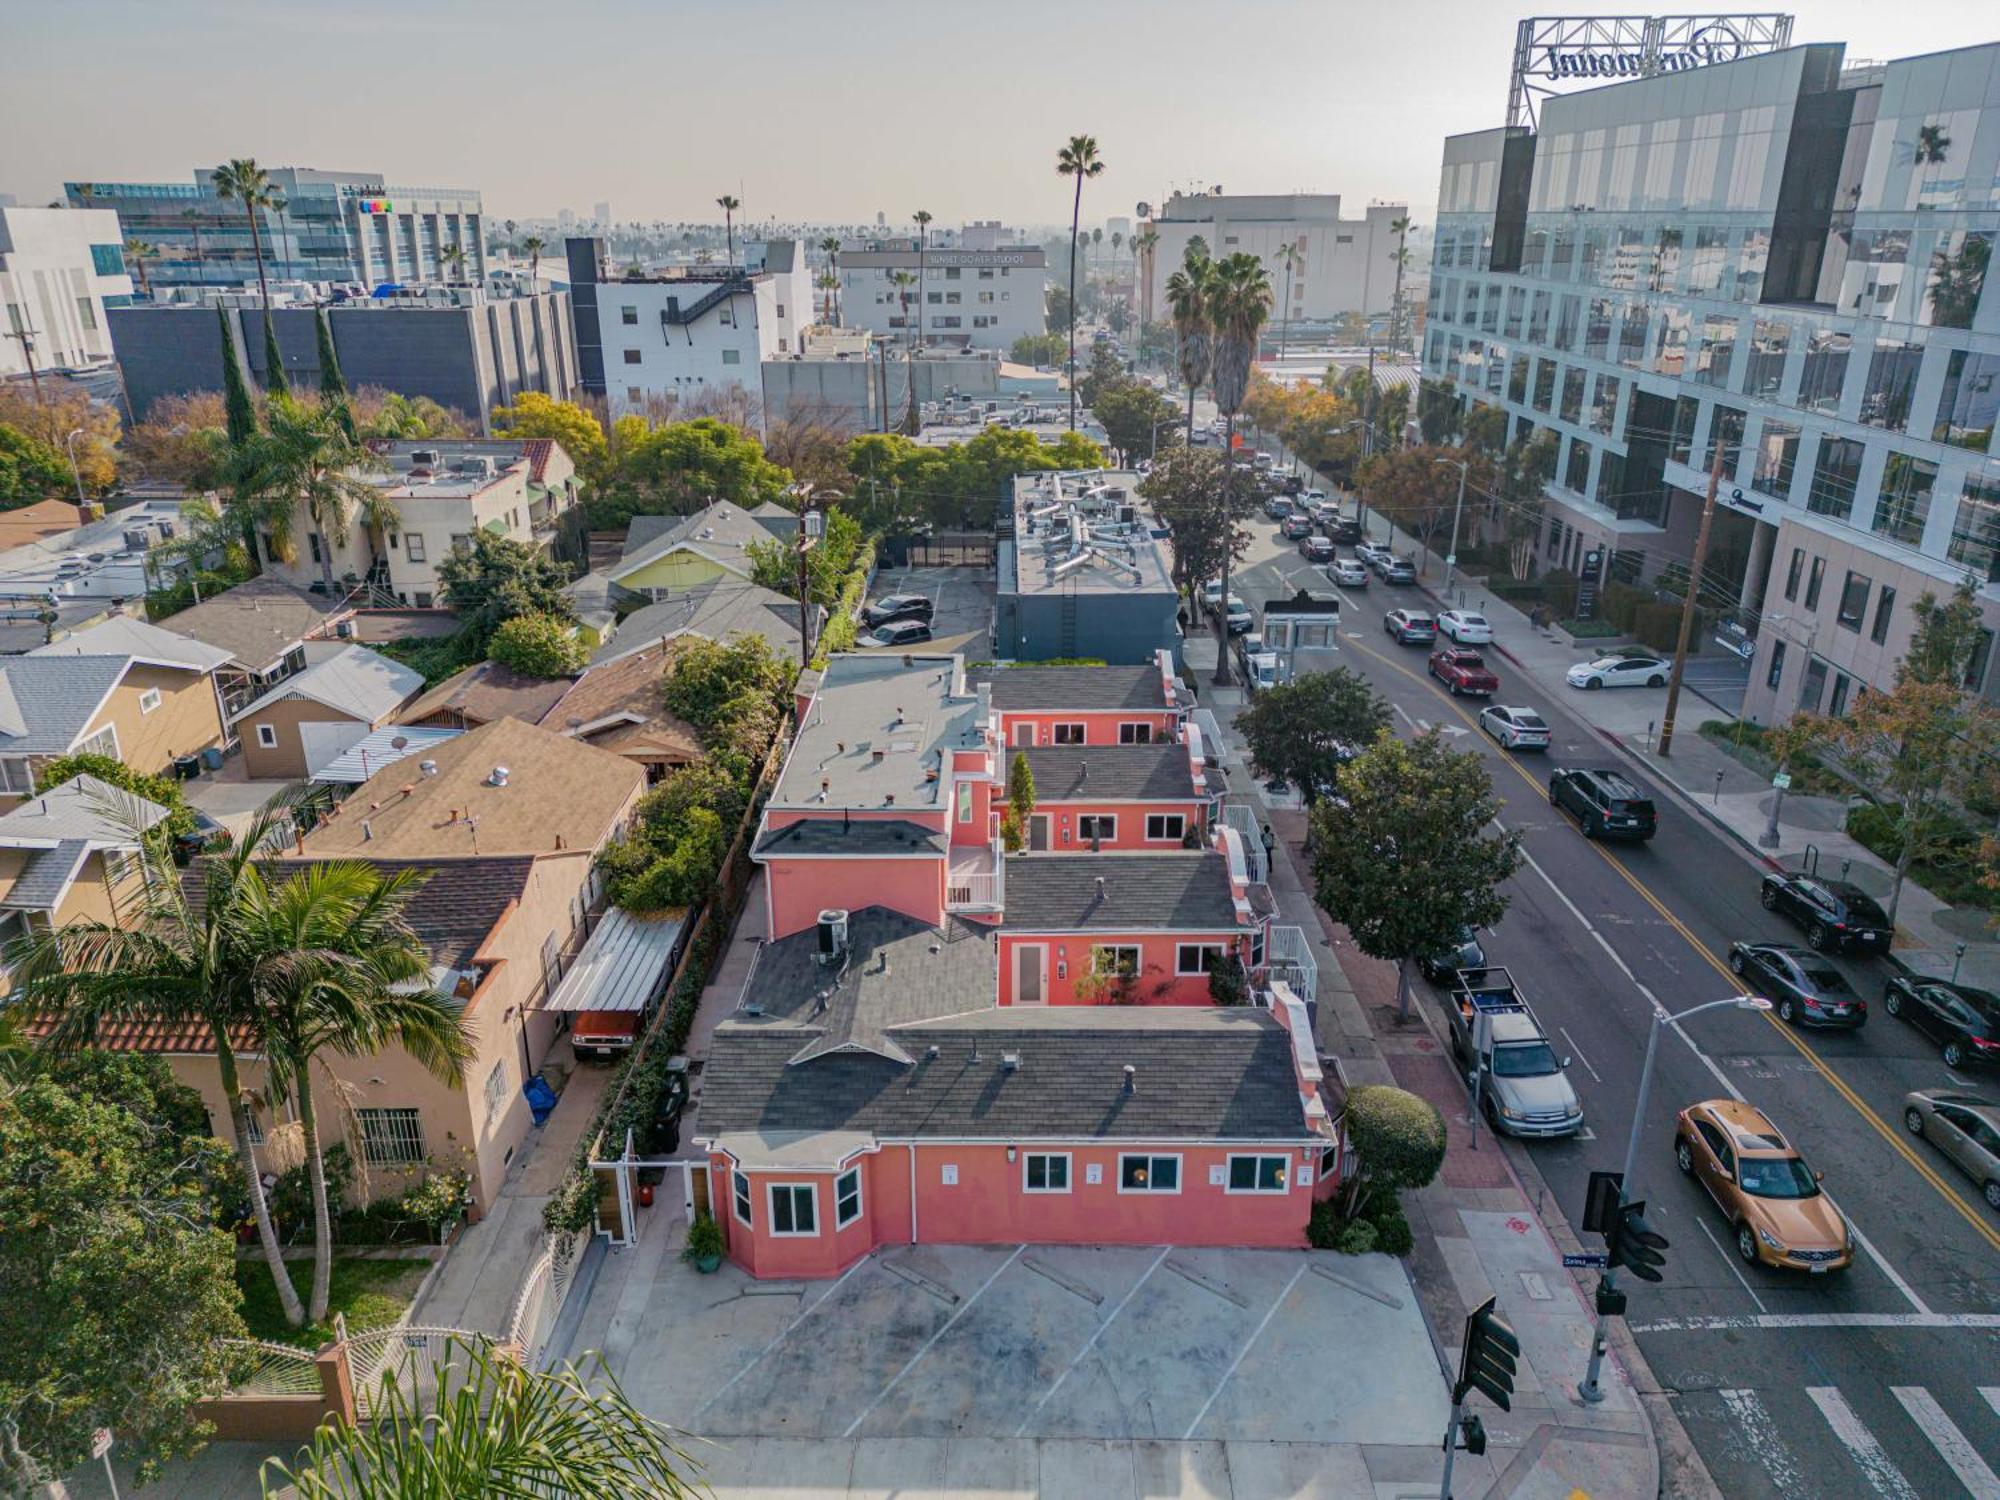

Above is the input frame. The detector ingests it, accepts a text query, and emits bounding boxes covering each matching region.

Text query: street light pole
[1579,993,1772,1404]
[1436,456,1470,596]
[64,428,88,506]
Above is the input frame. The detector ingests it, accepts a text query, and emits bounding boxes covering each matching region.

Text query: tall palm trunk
[1185,381,1196,445]
[221,1042,305,1325]
[296,1072,335,1321]
[1215,415,1237,686]
[1067,177,1083,431]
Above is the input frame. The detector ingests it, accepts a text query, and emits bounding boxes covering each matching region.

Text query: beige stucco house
[230,644,425,781]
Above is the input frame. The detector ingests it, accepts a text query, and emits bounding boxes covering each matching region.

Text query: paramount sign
[1540,22,1747,79]
[1508,14,1794,126]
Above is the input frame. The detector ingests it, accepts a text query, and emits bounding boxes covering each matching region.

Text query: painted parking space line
[1179,1258,1309,1441]
[691,1251,873,1423]
[1013,1245,1169,1437]
[842,1245,1022,1438]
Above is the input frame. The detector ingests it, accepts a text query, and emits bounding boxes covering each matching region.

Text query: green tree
[1387,214,1415,349]
[1166,244,1214,443]
[1205,251,1273,685]
[1091,379,1180,466]
[1011,332,1067,367]
[1004,749,1037,851]
[210,158,281,329]
[435,529,575,642]
[747,504,860,606]
[262,317,290,400]
[661,633,792,736]
[33,751,199,839]
[352,390,470,442]
[1335,1084,1446,1225]
[1308,731,1522,1023]
[715,194,740,263]
[1137,442,1241,614]
[1075,341,1129,410]
[615,417,792,512]
[490,392,609,481]
[0,422,70,507]
[314,309,347,404]
[1417,377,1462,447]
[234,395,391,592]
[123,238,158,299]
[218,307,258,450]
[1901,577,1986,688]
[818,235,842,322]
[0,1057,245,1489]
[1462,402,1508,456]
[1056,134,1105,431]
[121,391,234,494]
[488,612,587,676]
[521,234,546,286]
[1044,282,1073,336]
[1235,669,1390,805]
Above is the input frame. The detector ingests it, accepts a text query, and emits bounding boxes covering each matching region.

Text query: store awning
[542,908,687,1014]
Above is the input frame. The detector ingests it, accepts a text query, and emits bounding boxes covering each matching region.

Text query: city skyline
[4,0,1992,232]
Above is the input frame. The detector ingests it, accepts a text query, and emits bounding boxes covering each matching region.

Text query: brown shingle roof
[399,660,575,730]
[156,578,350,673]
[538,643,702,767]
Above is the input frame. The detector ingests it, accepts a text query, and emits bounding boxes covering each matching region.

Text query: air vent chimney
[1001,1052,1020,1072]
[489,765,510,787]
[1122,1064,1136,1094]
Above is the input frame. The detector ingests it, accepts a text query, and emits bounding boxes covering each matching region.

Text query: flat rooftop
[370,440,533,500]
[772,652,987,813]
[1005,470,1174,598]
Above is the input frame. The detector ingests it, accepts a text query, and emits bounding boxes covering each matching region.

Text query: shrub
[488,612,585,677]
[1846,801,1998,910]
[1600,581,1647,632]
[1631,601,1692,654]
[1364,1191,1415,1256]
[1334,1219,1378,1255]
[1207,953,1248,1006]
[682,1213,724,1264]
[34,752,199,840]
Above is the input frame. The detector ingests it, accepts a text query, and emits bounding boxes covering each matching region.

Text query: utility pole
[1437,456,1470,595]
[793,487,819,668]
[1657,441,1728,757]
[3,318,46,405]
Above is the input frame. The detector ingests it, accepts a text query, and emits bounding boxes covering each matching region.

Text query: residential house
[969,656,1186,748]
[539,642,702,782]
[604,500,796,597]
[0,499,92,552]
[0,775,168,975]
[0,624,232,804]
[154,577,355,719]
[1005,741,1213,854]
[231,644,425,780]
[590,577,807,667]
[398,660,574,733]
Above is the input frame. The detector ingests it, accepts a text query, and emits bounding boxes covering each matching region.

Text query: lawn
[235,1255,430,1349]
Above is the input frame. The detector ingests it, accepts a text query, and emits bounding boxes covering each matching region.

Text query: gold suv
[1674,1099,1852,1272]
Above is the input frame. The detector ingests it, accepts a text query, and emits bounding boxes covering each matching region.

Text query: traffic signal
[1460,1413,1488,1456]
[1607,1200,1669,1283]
[1454,1296,1520,1412]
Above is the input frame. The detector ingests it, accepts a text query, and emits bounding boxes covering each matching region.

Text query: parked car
[1880,977,2000,1069]
[1567,651,1669,690]
[1220,595,1255,634]
[1253,452,1276,471]
[1326,557,1370,587]
[1438,610,1493,644]
[1326,516,1364,545]
[1282,513,1315,540]
[1356,540,1395,569]
[1758,873,1892,954]
[1382,559,1419,586]
[1675,1098,1851,1271]
[1302,488,1328,505]
[1300,535,1335,563]
[1419,926,1486,981]
[1202,579,1226,611]
[1901,1090,2000,1209]
[1429,646,1499,696]
[1384,609,1438,645]
[1265,495,1295,519]
[864,593,934,627]
[1728,942,1867,1029]
[1479,705,1551,751]
[864,618,934,648]
[1548,766,1658,840]
[1276,473,1305,496]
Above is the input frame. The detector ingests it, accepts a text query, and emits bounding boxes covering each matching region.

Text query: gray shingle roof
[753,819,946,858]
[1000,852,1242,931]
[0,657,130,754]
[701,1006,1309,1142]
[0,774,169,846]
[30,615,234,674]
[592,579,803,665]
[1019,744,1196,802]
[0,841,90,911]
[968,663,1168,712]
[608,501,796,582]
[233,645,423,725]
[154,578,347,673]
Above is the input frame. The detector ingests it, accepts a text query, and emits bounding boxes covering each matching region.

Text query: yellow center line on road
[1339,624,2000,1255]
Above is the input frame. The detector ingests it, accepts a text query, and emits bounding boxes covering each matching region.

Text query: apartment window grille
[356,1107,425,1166]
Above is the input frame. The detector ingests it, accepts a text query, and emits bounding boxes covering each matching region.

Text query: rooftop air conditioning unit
[122,527,156,551]
[409,449,442,468]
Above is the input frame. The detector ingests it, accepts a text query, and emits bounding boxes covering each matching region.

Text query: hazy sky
[3,0,1993,230]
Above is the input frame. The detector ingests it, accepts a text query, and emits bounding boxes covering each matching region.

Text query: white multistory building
[1141,192,1407,324]
[836,231,1047,352]
[0,207,131,378]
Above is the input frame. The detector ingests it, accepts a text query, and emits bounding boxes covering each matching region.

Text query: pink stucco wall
[999,710,1179,748]
[1023,798,1207,853]
[765,855,945,938]
[713,1139,1314,1279]
[996,930,1249,1005]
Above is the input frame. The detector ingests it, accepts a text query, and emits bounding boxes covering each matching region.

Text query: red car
[1429,646,1499,696]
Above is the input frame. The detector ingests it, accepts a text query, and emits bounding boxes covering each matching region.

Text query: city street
[1224,515,2000,1500]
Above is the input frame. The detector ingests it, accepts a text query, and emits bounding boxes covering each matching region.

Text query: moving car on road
[1675,1099,1852,1271]
[1880,977,2000,1068]
[1326,557,1369,587]
[1300,535,1335,563]
[1218,595,1255,634]
[864,618,934,648]
[1479,705,1551,751]
[1438,610,1493,644]
[1383,609,1438,645]
[1326,516,1364,545]
[1758,873,1892,954]
[1265,495,1295,519]
[1566,651,1668,690]
[1429,646,1499,696]
[1282,513,1315,540]
[1356,540,1395,569]
[1729,941,1867,1029]
[864,593,934,628]
[1901,1090,2000,1209]
[1382,558,1419,585]
[1549,766,1658,840]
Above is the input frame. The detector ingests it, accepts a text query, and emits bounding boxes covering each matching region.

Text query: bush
[1631,600,1693,654]
[811,537,877,666]
[1600,581,1647,632]
[1846,802,1999,911]
[683,1212,724,1264]
[1344,1085,1447,1194]
[488,612,585,677]
[1334,1219,1378,1255]
[34,752,199,840]
[1363,1191,1414,1256]
[376,630,482,688]
[1207,953,1248,1006]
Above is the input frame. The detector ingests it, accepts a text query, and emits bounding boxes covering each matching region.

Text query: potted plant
[683,1212,724,1273]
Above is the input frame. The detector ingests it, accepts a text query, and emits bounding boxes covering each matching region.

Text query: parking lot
[859,564,993,658]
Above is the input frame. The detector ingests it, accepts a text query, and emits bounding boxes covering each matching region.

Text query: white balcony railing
[1262,924,1316,1006]
[946,838,1005,911]
[1221,805,1269,887]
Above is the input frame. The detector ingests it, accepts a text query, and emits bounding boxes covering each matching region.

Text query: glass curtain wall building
[66,167,485,293]
[1422,42,2000,723]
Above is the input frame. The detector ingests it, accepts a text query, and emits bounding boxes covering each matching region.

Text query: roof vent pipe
[1123,1064,1136,1095]
[489,765,510,787]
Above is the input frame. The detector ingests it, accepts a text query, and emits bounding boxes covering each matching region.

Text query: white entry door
[1015,943,1046,1004]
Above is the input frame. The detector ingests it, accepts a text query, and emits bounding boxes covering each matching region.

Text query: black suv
[1758,873,1891,953]
[1549,767,1658,841]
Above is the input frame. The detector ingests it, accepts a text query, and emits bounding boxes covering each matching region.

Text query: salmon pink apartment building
[702,652,1334,1278]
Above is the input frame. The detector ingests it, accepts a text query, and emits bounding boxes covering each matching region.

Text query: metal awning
[543,908,687,1014]
[312,726,463,784]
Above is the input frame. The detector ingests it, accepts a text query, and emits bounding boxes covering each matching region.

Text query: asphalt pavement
[1225,515,2000,1500]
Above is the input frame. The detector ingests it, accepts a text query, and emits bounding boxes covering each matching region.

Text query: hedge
[811,536,878,667]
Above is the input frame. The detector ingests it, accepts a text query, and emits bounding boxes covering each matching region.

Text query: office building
[997,469,1182,664]
[1423,40,2000,724]
[109,284,576,432]
[66,167,485,293]
[837,233,1047,352]
[1,206,131,379]
[1142,193,1407,324]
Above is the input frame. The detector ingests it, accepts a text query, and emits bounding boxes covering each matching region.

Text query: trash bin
[200,746,225,771]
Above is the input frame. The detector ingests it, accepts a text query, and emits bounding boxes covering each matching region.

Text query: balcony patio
[945,838,1005,912]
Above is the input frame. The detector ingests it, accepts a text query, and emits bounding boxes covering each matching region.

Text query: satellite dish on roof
[390,735,408,750]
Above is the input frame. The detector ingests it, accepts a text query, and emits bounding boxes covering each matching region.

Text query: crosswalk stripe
[1807,1387,1919,1500]
[1893,1387,2000,1500]
[1717,1389,1804,1493]
[1984,1388,2000,1419]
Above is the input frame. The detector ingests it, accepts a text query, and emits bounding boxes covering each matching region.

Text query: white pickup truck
[1445,967,1584,1138]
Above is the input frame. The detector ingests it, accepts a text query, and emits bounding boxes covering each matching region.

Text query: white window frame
[1118,722,1154,744]
[1176,942,1227,976]
[1077,813,1116,843]
[1052,722,1086,745]
[767,1181,818,1237]
[732,1169,753,1226]
[256,723,279,749]
[356,1107,425,1166]
[0,757,33,795]
[1022,1152,1071,1194]
[1146,813,1186,842]
[482,1058,508,1125]
[1117,1153,1182,1194]
[1225,1154,1292,1195]
[1091,943,1140,978]
[77,724,118,760]
[955,781,974,823]
[835,1167,862,1228]
[405,532,427,563]
[137,687,162,715]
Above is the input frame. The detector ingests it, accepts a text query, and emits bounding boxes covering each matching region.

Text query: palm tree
[1112,229,1124,264]
[10,801,314,1327]
[247,861,473,1321]
[440,243,467,286]
[1388,214,1414,350]
[1166,245,1215,444]
[182,206,206,272]
[1275,242,1304,361]
[716,195,741,264]
[1134,225,1160,330]
[238,395,393,594]
[1057,136,1105,431]
[211,159,284,321]
[260,1337,701,1498]
[522,234,546,288]
[815,268,840,325]
[912,210,934,350]
[891,270,919,434]
[1092,226,1104,275]
[1206,252,1273,686]
[818,234,842,323]
[124,238,158,300]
